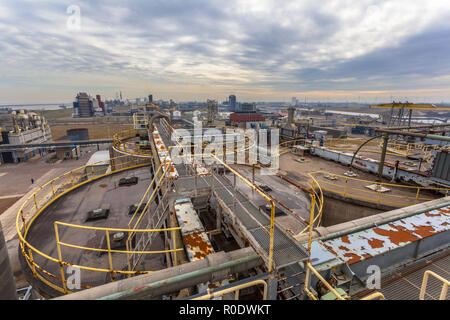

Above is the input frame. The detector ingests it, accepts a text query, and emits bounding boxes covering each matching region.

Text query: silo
[67,128,89,141]
[0,221,17,300]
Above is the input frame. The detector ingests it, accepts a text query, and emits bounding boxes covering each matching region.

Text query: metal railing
[113,128,153,157]
[420,270,449,300]
[309,171,449,207]
[16,154,182,295]
[193,279,268,300]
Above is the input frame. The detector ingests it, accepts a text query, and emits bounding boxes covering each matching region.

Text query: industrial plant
[0,98,448,302]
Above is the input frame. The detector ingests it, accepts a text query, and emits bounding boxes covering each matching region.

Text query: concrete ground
[278,152,442,208]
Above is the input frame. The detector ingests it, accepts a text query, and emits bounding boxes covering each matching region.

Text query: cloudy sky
[1,0,450,104]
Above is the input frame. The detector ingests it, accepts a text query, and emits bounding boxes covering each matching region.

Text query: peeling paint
[320,205,450,265]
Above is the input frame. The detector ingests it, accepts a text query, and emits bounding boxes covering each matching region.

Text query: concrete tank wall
[0,221,17,300]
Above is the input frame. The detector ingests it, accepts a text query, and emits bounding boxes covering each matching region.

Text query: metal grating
[378,254,450,300]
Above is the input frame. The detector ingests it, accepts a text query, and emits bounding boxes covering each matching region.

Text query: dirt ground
[50,123,133,140]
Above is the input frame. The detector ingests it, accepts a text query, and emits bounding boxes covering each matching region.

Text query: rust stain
[411,224,436,238]
[322,243,337,256]
[343,253,361,264]
[355,160,367,167]
[362,253,373,260]
[183,232,214,260]
[442,222,449,226]
[373,224,419,245]
[437,208,450,214]
[99,184,107,188]
[425,212,443,217]
[341,235,350,244]
[338,245,350,251]
[368,238,384,249]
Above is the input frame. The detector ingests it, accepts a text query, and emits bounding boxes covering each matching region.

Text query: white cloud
[1,0,450,102]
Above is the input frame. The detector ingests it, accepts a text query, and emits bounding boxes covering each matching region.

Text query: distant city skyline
[2,1,450,104]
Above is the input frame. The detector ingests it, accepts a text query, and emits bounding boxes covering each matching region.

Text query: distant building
[73,92,94,117]
[207,99,218,124]
[291,97,297,106]
[229,95,236,112]
[240,102,256,113]
[229,112,266,128]
[0,110,51,163]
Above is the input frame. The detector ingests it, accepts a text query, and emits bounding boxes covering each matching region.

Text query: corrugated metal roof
[320,206,450,265]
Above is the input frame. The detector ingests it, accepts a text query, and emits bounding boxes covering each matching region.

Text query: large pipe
[54,247,262,300]
[385,123,450,130]
[0,221,18,300]
[375,129,450,142]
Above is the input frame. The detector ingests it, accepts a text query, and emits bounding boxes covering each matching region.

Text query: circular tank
[67,128,89,141]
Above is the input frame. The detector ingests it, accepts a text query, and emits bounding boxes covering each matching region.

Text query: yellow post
[307,194,316,253]
[172,229,177,267]
[33,193,38,212]
[415,188,421,204]
[51,181,55,197]
[377,184,382,205]
[268,202,275,273]
[27,248,37,278]
[105,230,115,281]
[54,223,68,294]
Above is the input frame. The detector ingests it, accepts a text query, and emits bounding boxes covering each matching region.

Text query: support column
[377,134,389,183]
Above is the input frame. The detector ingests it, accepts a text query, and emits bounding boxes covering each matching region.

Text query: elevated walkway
[155,122,309,270]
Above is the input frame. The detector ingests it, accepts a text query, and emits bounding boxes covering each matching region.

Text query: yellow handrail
[361,292,386,300]
[420,270,449,300]
[193,279,268,300]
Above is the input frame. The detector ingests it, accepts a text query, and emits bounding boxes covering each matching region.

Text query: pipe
[54,247,262,300]
[0,221,17,300]
[385,123,450,130]
[374,129,450,142]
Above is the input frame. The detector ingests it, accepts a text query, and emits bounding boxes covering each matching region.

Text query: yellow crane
[369,102,448,127]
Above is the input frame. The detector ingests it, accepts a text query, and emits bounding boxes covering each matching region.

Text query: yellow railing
[16,154,181,295]
[309,171,449,207]
[420,270,449,300]
[193,279,268,300]
[113,128,153,157]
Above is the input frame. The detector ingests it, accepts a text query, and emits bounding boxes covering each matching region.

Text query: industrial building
[0,110,51,163]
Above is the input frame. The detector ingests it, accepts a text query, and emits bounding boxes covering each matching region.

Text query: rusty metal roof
[320,206,450,265]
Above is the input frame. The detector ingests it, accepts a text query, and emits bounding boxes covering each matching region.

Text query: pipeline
[374,129,450,142]
[54,247,262,300]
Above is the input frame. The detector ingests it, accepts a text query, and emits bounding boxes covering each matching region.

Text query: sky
[1,0,450,104]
